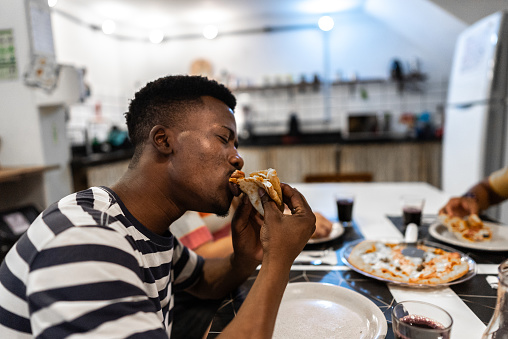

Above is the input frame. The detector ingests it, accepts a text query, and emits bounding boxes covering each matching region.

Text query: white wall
[0,0,43,166]
[50,3,468,140]
[0,0,74,210]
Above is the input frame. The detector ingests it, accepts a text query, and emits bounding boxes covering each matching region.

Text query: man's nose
[231,152,244,170]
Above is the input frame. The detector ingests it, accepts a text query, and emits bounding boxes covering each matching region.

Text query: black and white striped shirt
[0,187,203,338]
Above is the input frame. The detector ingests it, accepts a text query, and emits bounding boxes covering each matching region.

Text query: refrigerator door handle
[448,98,505,109]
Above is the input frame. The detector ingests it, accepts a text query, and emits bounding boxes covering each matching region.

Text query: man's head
[126,75,236,164]
[123,75,243,216]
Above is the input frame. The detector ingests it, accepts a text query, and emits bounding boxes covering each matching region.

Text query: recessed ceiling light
[299,0,362,13]
[149,30,164,44]
[48,0,58,7]
[203,25,218,40]
[318,16,334,31]
[102,20,116,35]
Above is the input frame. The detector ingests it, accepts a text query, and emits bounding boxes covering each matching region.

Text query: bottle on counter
[482,259,508,339]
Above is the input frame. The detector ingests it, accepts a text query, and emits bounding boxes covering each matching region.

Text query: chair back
[304,172,373,183]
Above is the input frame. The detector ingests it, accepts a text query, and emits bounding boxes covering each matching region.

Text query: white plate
[307,222,345,244]
[429,221,508,251]
[273,282,387,339]
[341,239,477,288]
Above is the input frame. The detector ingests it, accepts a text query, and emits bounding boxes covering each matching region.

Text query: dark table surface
[206,217,505,338]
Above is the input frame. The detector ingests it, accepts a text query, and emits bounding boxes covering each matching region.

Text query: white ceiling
[53,0,367,36]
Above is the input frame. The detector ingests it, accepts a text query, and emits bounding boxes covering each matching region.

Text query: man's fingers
[258,187,278,214]
[231,194,252,231]
[280,183,312,215]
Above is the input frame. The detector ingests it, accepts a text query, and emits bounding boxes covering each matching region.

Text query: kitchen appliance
[442,11,508,222]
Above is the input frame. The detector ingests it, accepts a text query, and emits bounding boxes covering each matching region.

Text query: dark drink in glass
[394,315,450,339]
[401,195,425,227]
[336,195,354,226]
[403,207,422,226]
[392,301,452,339]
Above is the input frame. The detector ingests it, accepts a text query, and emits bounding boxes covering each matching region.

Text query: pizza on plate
[438,213,492,242]
[347,240,470,285]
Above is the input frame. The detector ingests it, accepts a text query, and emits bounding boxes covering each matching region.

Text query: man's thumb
[258,187,273,208]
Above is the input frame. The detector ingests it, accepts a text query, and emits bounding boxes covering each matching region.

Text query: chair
[304,172,373,183]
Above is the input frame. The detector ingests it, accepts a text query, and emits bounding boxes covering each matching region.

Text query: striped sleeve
[26,226,169,338]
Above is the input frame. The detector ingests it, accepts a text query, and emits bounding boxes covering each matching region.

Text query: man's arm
[194,236,233,258]
[187,184,316,338]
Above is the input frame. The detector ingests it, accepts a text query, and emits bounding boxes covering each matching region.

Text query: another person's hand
[284,206,332,239]
[311,212,333,239]
[439,196,480,218]
[259,183,316,267]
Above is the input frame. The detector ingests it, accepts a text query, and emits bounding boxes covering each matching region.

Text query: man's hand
[217,184,315,339]
[230,193,264,267]
[259,183,316,267]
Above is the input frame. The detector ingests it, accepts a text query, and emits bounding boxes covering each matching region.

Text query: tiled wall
[66,79,448,145]
[235,79,448,136]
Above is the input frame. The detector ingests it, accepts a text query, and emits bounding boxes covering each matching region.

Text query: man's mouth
[229,181,241,196]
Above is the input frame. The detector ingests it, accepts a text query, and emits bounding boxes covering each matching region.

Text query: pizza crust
[348,240,470,285]
[230,168,284,216]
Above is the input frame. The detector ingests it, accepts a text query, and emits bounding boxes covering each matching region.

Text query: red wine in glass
[337,199,354,223]
[394,315,450,339]
[403,207,422,226]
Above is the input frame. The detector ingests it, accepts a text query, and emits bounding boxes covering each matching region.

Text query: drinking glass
[392,300,452,339]
[336,193,354,227]
[401,195,425,227]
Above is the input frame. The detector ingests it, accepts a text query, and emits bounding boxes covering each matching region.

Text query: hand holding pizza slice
[229,168,284,216]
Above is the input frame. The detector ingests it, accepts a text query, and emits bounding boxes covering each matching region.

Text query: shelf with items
[232,76,445,140]
[233,77,387,93]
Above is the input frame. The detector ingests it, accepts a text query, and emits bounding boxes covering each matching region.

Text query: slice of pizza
[438,213,492,242]
[229,168,284,216]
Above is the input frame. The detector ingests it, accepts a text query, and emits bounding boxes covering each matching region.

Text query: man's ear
[149,125,173,155]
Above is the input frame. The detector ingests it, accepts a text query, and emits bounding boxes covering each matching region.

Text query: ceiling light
[203,25,218,40]
[149,30,164,44]
[48,0,58,7]
[102,20,116,35]
[299,0,362,13]
[318,16,334,31]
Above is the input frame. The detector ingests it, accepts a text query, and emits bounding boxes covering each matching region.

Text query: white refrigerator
[442,11,508,222]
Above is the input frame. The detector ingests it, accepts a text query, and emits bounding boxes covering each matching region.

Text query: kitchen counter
[0,165,59,183]
[71,148,134,192]
[71,148,134,168]
[239,132,440,146]
[69,135,442,191]
[70,134,440,168]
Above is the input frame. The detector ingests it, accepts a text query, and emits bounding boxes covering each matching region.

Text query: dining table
[206,182,507,339]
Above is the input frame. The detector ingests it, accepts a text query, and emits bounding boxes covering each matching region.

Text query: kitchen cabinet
[239,140,441,187]
[0,165,59,212]
[339,141,441,186]
[71,150,133,191]
[69,140,442,193]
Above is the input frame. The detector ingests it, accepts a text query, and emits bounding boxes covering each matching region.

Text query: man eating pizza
[0,75,316,339]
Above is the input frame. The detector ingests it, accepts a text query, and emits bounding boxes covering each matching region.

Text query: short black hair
[125,75,236,151]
